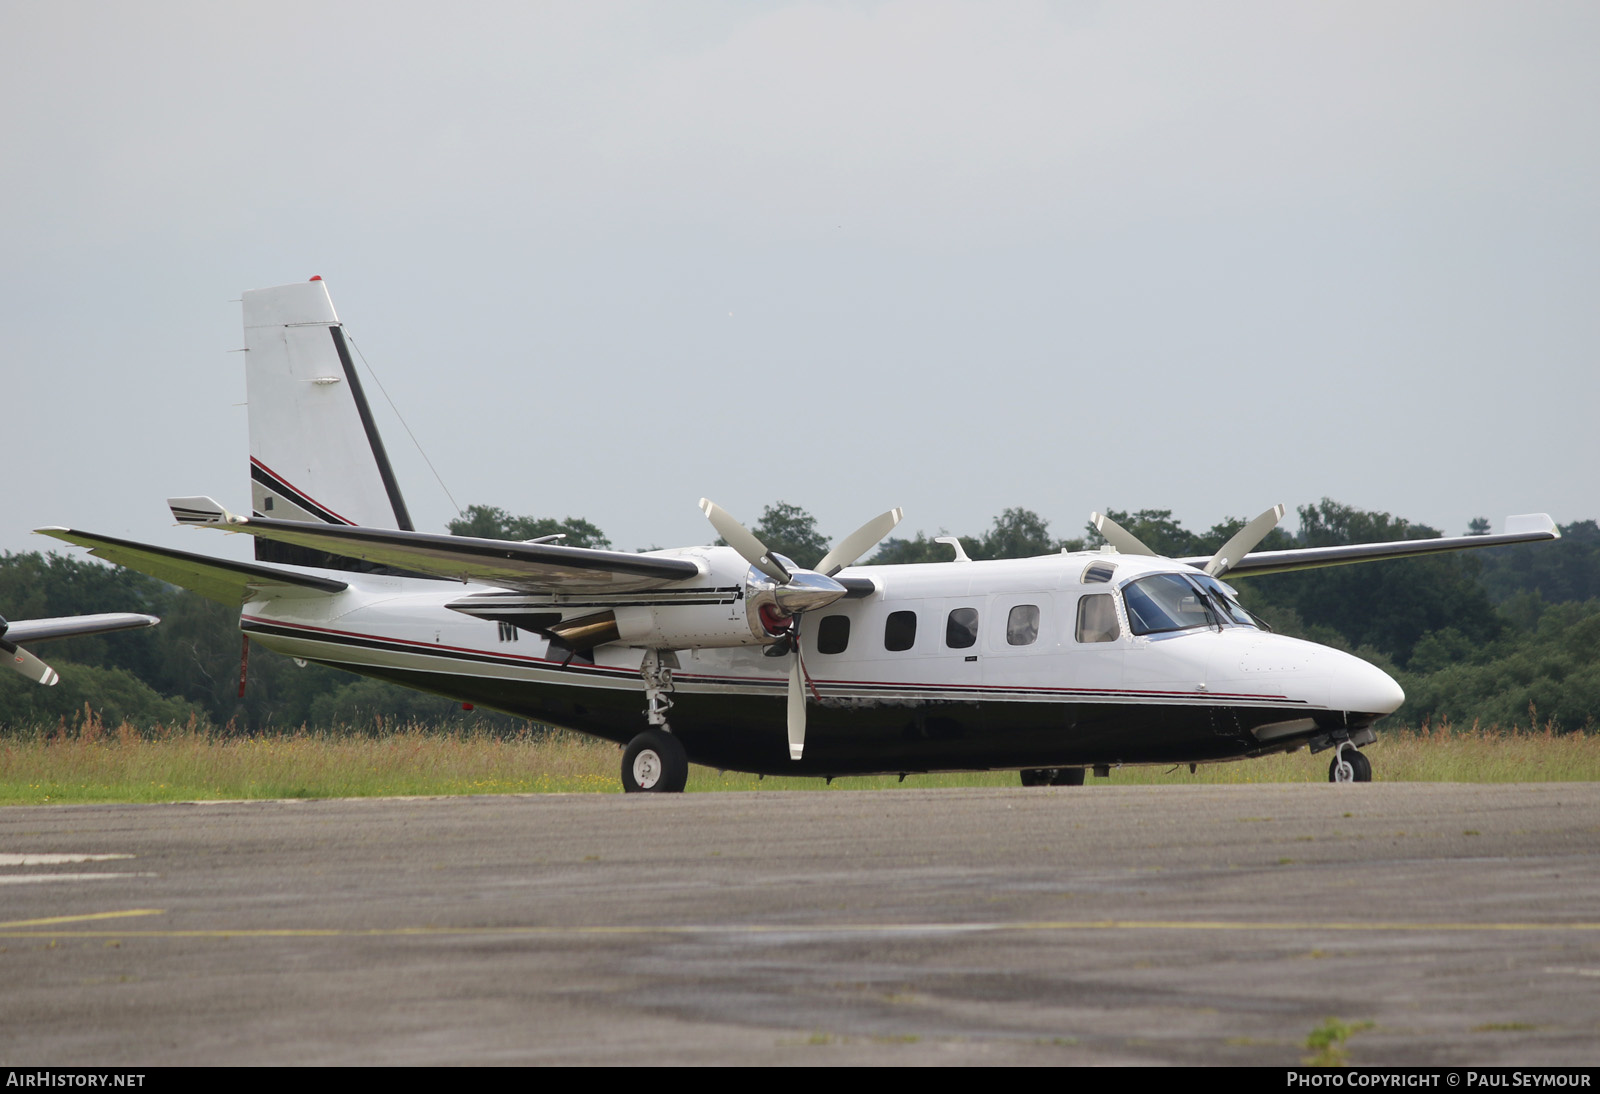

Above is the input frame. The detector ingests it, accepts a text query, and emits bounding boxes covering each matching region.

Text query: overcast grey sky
[4,1,1596,565]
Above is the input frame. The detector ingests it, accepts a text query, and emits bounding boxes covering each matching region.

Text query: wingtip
[1505,513,1560,538]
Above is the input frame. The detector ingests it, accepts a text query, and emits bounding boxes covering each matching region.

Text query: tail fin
[241,279,413,567]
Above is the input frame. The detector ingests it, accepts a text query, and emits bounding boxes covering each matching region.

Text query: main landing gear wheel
[1051,767,1086,786]
[1327,746,1372,784]
[622,730,689,793]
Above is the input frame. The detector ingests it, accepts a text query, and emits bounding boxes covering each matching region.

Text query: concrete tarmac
[0,783,1597,1066]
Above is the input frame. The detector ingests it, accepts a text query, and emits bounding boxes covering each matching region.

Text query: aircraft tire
[1019,769,1050,787]
[622,730,689,793]
[1049,767,1087,786]
[1327,748,1372,783]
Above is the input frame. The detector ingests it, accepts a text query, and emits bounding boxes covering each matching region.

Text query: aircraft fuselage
[238,548,1403,777]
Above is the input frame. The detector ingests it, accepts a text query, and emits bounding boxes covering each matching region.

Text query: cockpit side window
[1075,594,1119,643]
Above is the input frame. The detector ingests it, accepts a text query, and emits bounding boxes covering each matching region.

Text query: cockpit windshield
[1191,573,1257,627]
[1121,573,1260,636]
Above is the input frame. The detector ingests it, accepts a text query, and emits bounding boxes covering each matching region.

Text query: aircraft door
[981,594,1058,691]
[936,600,985,689]
[1061,590,1125,692]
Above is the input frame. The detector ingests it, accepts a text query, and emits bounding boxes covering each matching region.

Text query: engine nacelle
[614,556,803,648]
[447,547,801,652]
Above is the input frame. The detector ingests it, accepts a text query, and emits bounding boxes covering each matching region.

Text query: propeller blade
[787,651,806,761]
[0,641,60,686]
[1090,512,1158,556]
[1205,504,1286,577]
[699,498,790,583]
[815,508,904,577]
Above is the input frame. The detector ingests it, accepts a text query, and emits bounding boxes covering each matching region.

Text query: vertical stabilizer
[242,279,413,566]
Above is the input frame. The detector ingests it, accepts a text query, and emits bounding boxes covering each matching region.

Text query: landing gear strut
[1327,742,1372,783]
[626,650,688,793]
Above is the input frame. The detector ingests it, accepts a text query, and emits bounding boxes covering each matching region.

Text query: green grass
[1303,1017,1375,1066]
[0,717,1596,805]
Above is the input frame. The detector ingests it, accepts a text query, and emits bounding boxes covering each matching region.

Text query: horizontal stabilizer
[176,513,705,593]
[1182,515,1561,578]
[35,528,348,605]
[169,496,236,526]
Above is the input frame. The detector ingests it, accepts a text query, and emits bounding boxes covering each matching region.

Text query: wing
[36,527,349,605]
[167,497,704,593]
[1177,514,1561,578]
[2,613,160,644]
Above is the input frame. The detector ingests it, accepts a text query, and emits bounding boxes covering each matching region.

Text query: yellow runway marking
[0,908,165,929]
[2,917,1599,939]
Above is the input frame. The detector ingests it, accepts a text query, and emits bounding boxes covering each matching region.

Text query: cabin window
[1006,604,1040,646]
[945,607,979,649]
[1082,561,1116,584]
[816,614,851,654]
[1075,594,1119,643]
[884,610,918,651]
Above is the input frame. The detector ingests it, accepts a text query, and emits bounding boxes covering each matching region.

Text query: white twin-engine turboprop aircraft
[40,279,1560,791]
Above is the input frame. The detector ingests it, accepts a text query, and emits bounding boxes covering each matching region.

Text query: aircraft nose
[1333,656,1405,716]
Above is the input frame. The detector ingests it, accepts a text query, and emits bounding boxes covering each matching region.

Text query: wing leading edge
[1177,514,1561,578]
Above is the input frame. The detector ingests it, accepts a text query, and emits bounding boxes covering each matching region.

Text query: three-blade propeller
[699,500,902,761]
[1092,505,1286,578]
[1204,505,1286,578]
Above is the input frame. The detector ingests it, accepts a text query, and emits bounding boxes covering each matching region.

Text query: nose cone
[1334,655,1405,717]
[772,570,848,614]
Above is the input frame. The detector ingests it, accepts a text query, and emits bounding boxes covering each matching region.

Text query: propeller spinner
[699,500,902,760]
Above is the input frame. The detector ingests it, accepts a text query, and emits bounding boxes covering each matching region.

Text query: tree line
[3,500,1596,733]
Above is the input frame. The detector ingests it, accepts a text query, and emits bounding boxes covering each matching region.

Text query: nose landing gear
[1327,742,1372,783]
